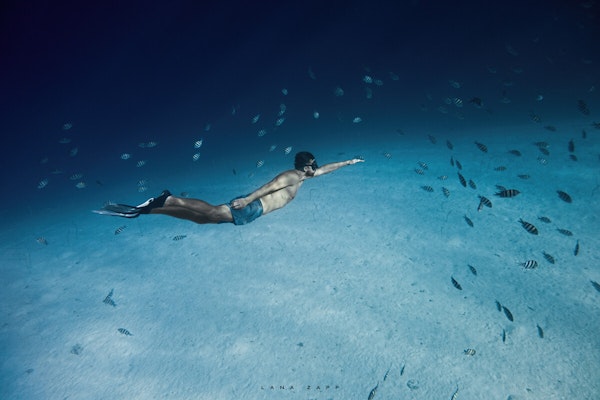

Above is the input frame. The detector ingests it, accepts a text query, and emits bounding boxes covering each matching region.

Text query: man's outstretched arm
[314,158,364,177]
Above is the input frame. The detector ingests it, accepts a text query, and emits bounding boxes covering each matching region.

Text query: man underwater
[94,151,364,225]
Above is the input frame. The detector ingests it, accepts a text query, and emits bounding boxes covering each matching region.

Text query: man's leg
[151,195,234,224]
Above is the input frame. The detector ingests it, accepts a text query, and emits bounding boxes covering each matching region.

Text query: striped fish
[464,348,476,356]
[557,228,573,236]
[117,328,133,336]
[421,185,434,192]
[464,215,474,227]
[103,289,116,307]
[495,188,520,198]
[451,276,462,290]
[574,240,580,256]
[172,235,187,241]
[474,141,488,153]
[538,216,551,223]
[521,260,538,269]
[114,225,127,235]
[519,219,539,235]
[591,280,600,292]
[455,160,463,170]
[477,195,492,211]
[557,190,572,203]
[468,179,477,189]
[442,187,450,198]
[542,251,555,264]
[457,172,467,187]
[468,264,477,275]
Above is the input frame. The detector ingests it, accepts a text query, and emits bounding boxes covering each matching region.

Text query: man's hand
[230,198,249,209]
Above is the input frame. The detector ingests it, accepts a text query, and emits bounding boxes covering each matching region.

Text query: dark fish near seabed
[451,276,463,290]
[417,161,429,170]
[450,156,455,167]
[569,154,578,161]
[568,139,575,153]
[457,172,467,187]
[519,219,539,235]
[557,190,572,203]
[495,300,502,311]
[502,329,506,342]
[421,185,434,192]
[574,240,580,256]
[475,141,488,153]
[508,149,522,156]
[464,215,474,227]
[557,228,573,236]
[502,305,514,322]
[446,140,454,150]
[517,174,530,180]
[538,216,551,223]
[521,260,538,269]
[367,382,379,400]
[544,125,557,132]
[455,160,463,170]
[477,195,492,211]
[494,166,507,171]
[542,251,555,264]
[464,348,476,356]
[468,264,477,275]
[468,179,477,189]
[577,99,590,115]
[414,168,425,175]
[114,225,127,235]
[450,385,460,400]
[428,134,437,144]
[36,237,48,245]
[495,189,520,198]
[103,289,116,307]
[442,187,450,198]
[172,235,187,241]
[591,280,600,292]
[537,324,544,338]
[118,328,133,336]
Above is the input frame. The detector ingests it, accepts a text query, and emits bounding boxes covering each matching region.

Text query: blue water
[1,1,599,399]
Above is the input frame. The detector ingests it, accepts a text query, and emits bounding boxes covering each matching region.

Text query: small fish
[469,97,483,107]
[172,235,187,241]
[569,154,578,161]
[114,225,127,235]
[450,385,459,400]
[568,139,575,153]
[75,181,86,189]
[192,153,200,161]
[383,152,392,159]
[194,139,203,148]
[521,260,538,269]
[542,251,555,264]
[495,189,520,198]
[417,161,429,170]
[274,117,285,126]
[438,175,448,180]
[557,190,572,203]
[519,219,539,235]
[474,141,488,153]
[257,129,267,137]
[591,280,600,292]
[62,122,73,130]
[544,125,557,132]
[464,215,474,227]
[446,140,454,149]
[455,160,463,170]
[468,264,477,276]
[117,328,133,336]
[502,305,514,322]
[36,237,48,245]
[103,289,116,307]
[367,383,378,400]
[414,168,425,175]
[574,240,580,256]
[451,276,463,290]
[517,174,530,180]
[495,300,502,311]
[399,364,405,376]
[352,117,362,123]
[557,228,573,236]
[421,185,434,192]
[508,149,522,156]
[37,179,49,189]
[70,173,83,180]
[538,216,551,223]
[457,172,467,187]
[537,156,548,165]
[464,348,476,356]
[256,160,264,168]
[468,179,477,189]
[502,329,506,342]
[539,147,551,155]
[537,324,544,338]
[251,114,260,124]
[577,99,590,115]
[136,160,146,168]
[442,187,450,198]
[120,153,131,160]
[494,166,507,171]
[477,195,492,211]
[427,134,437,144]
[450,156,454,167]
[283,146,292,155]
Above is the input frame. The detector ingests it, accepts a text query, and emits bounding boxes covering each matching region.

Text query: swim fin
[93,203,142,218]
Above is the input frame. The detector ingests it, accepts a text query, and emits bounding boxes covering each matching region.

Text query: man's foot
[136,189,172,214]
[93,190,171,218]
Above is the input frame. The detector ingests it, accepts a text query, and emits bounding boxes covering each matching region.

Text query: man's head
[294,151,318,174]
